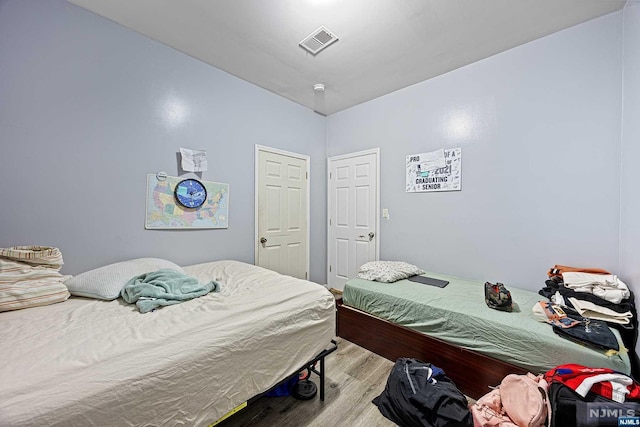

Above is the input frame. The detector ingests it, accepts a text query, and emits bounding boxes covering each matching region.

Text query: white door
[255,146,309,279]
[327,149,379,290]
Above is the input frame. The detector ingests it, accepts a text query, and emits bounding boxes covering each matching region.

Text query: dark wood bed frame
[336,299,527,399]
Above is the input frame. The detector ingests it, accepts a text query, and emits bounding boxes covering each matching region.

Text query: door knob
[260,237,267,244]
[368,232,375,241]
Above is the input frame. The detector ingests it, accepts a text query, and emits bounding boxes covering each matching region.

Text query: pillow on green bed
[357,261,425,283]
[64,258,185,300]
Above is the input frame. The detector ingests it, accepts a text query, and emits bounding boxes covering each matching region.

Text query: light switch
[382,208,389,220]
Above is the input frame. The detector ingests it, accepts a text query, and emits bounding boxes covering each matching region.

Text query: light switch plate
[382,208,389,219]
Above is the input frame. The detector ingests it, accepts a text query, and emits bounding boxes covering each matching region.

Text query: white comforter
[0,260,335,426]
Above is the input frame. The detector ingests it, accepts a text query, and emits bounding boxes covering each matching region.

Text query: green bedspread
[121,269,219,313]
[343,272,630,374]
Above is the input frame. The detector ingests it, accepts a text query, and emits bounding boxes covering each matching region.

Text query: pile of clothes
[538,264,639,379]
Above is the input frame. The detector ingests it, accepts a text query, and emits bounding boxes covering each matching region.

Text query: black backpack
[373,358,473,427]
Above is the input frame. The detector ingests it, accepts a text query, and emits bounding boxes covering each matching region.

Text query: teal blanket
[121,269,219,313]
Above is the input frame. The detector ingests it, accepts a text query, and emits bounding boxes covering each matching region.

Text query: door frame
[326,148,380,286]
[254,144,311,277]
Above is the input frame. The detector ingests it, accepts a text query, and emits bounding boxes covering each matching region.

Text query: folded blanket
[0,246,70,312]
[121,269,219,313]
[0,246,64,268]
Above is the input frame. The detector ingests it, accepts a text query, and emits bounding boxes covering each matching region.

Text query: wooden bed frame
[336,299,527,399]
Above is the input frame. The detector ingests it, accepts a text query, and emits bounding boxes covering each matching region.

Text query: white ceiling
[68,0,626,115]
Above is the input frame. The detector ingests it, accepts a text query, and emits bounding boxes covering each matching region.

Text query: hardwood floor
[216,337,397,427]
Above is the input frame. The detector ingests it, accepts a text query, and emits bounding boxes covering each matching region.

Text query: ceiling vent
[299,26,338,55]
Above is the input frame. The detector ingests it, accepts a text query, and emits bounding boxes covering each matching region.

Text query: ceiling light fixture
[313,83,325,92]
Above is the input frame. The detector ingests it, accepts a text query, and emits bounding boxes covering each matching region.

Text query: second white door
[327,149,379,290]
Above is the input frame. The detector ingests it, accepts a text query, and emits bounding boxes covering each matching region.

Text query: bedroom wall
[326,12,624,291]
[0,0,328,280]
[620,3,640,321]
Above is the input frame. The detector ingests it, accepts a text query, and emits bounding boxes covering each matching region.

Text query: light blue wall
[620,4,640,309]
[327,12,623,291]
[1,0,635,296]
[0,0,328,280]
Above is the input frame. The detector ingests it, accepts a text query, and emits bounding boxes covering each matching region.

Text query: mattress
[0,260,336,427]
[343,272,630,375]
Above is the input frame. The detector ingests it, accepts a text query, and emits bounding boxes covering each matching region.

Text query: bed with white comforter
[0,260,335,426]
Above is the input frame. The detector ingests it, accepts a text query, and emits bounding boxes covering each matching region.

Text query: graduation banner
[406,148,461,193]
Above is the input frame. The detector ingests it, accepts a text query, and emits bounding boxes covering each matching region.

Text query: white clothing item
[563,272,630,304]
[551,291,566,306]
[574,373,632,403]
[568,297,632,325]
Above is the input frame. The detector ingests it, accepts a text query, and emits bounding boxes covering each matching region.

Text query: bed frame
[214,340,338,426]
[336,299,526,399]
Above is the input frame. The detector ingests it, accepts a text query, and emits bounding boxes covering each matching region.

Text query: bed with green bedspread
[343,272,630,375]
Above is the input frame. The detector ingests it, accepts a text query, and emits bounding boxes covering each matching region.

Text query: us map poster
[406,148,461,193]
[145,174,229,229]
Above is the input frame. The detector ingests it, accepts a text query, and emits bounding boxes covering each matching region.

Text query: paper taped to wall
[180,147,208,172]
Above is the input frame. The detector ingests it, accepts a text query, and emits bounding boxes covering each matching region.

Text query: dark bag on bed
[372,358,473,427]
[485,281,513,312]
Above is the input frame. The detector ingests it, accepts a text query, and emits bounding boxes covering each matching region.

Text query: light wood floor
[216,337,397,427]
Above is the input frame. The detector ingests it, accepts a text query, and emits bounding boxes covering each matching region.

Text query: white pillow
[357,261,425,283]
[65,258,185,300]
